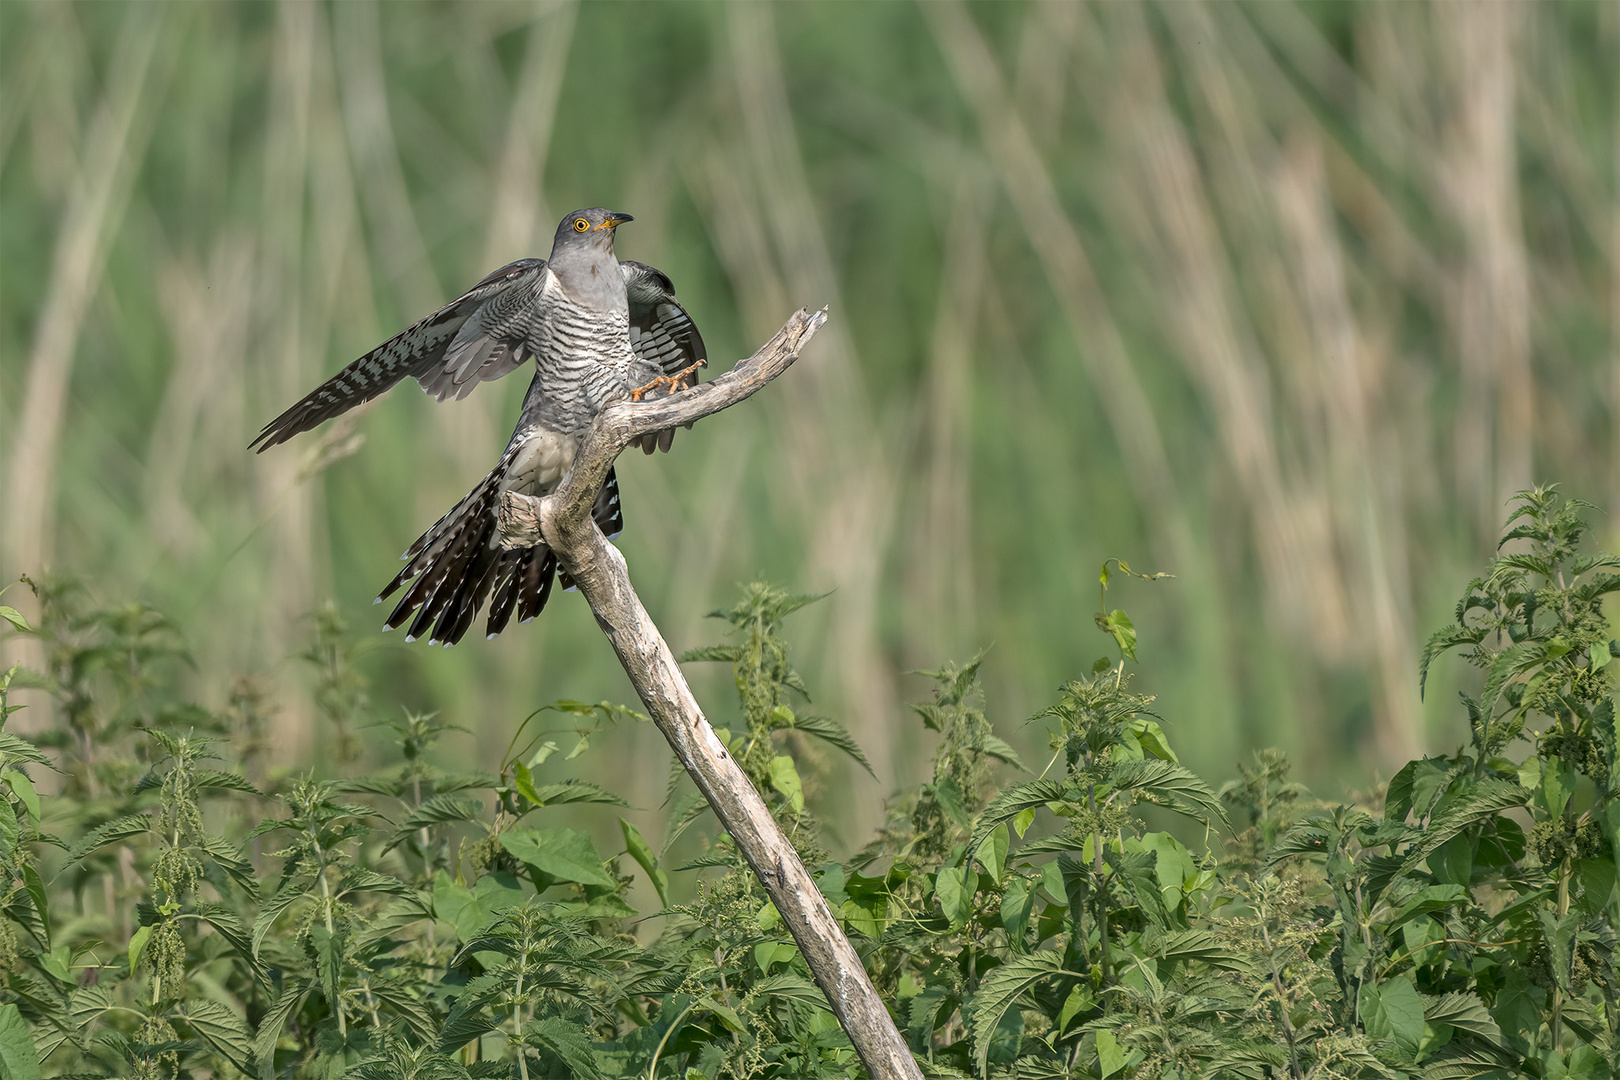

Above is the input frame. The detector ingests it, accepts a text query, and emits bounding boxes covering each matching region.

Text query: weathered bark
[497,307,922,1080]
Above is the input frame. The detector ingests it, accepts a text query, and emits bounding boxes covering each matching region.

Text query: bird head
[551,208,633,257]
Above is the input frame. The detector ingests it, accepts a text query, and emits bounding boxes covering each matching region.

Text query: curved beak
[595,212,633,231]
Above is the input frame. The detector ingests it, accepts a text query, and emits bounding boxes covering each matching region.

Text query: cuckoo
[252,208,706,645]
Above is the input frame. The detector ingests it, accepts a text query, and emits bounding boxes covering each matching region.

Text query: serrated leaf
[968,951,1069,1077]
[65,814,151,864]
[253,979,310,1069]
[1423,992,1507,1050]
[979,735,1028,772]
[524,779,629,808]
[678,645,742,664]
[251,882,309,958]
[390,794,485,847]
[967,779,1065,861]
[754,972,831,1011]
[0,734,53,770]
[526,1016,604,1080]
[1397,780,1529,876]
[783,713,874,776]
[178,998,254,1076]
[21,864,49,948]
[191,770,264,796]
[335,867,409,899]
[311,923,344,1017]
[192,902,268,986]
[1110,759,1229,828]
[193,832,258,896]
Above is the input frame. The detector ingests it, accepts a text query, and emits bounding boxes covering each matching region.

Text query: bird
[251,207,706,645]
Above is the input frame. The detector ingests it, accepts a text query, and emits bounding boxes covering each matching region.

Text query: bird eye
[573,218,590,232]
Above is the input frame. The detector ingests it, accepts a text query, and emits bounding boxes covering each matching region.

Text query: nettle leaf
[251,882,310,958]
[368,983,440,1046]
[178,998,254,1076]
[389,794,485,848]
[334,774,406,798]
[523,779,630,808]
[783,713,874,776]
[754,972,832,1011]
[336,868,409,899]
[1423,992,1508,1051]
[1480,640,1566,720]
[968,950,1070,1077]
[0,733,54,770]
[527,1017,604,1079]
[1109,759,1229,828]
[499,826,616,889]
[968,779,1065,862]
[1266,824,1330,865]
[193,833,257,896]
[65,813,151,863]
[1397,779,1529,877]
[193,902,267,987]
[253,979,311,1069]
[311,923,345,1019]
[191,769,264,797]
[678,645,742,664]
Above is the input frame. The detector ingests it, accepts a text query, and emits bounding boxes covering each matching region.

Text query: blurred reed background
[2,0,1616,849]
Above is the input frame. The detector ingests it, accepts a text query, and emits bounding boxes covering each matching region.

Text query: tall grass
[1,0,1615,844]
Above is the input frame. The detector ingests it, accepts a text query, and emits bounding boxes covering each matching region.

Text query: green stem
[1551,855,1570,1049]
[513,965,529,1080]
[314,847,345,1037]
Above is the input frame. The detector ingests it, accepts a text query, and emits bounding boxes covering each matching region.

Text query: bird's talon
[629,357,707,402]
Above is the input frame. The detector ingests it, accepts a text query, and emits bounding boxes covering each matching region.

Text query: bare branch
[498,305,828,548]
[499,305,923,1080]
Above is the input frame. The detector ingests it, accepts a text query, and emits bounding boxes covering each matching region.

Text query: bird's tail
[378,462,622,645]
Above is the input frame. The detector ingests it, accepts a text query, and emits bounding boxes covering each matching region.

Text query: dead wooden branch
[497,306,923,1080]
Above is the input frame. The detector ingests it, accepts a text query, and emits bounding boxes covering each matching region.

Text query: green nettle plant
[0,485,1616,1079]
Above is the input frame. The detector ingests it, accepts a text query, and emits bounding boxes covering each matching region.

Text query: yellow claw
[629,357,707,402]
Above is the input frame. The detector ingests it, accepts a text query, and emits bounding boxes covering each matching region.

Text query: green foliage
[2,486,1618,1077]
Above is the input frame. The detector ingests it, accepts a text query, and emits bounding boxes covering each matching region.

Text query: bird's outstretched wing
[250,259,548,452]
[376,445,624,646]
[622,260,707,454]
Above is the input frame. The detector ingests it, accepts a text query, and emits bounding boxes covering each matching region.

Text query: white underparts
[500,429,578,498]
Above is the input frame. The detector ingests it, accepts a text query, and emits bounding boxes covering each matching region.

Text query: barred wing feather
[249,259,547,452]
[622,260,706,454]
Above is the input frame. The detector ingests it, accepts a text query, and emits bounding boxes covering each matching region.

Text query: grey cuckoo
[252,208,706,645]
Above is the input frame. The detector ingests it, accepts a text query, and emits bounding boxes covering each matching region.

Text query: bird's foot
[629,357,707,402]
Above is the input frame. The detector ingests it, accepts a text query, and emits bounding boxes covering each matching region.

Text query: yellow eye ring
[573,218,590,232]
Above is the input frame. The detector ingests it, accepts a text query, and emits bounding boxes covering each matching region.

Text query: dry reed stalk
[724,4,902,831]
[1445,2,1533,535]
[5,3,163,586]
[923,0,1196,577]
[144,242,255,566]
[904,160,990,665]
[335,0,443,316]
[1013,0,1080,153]
[1274,137,1423,767]
[253,0,328,761]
